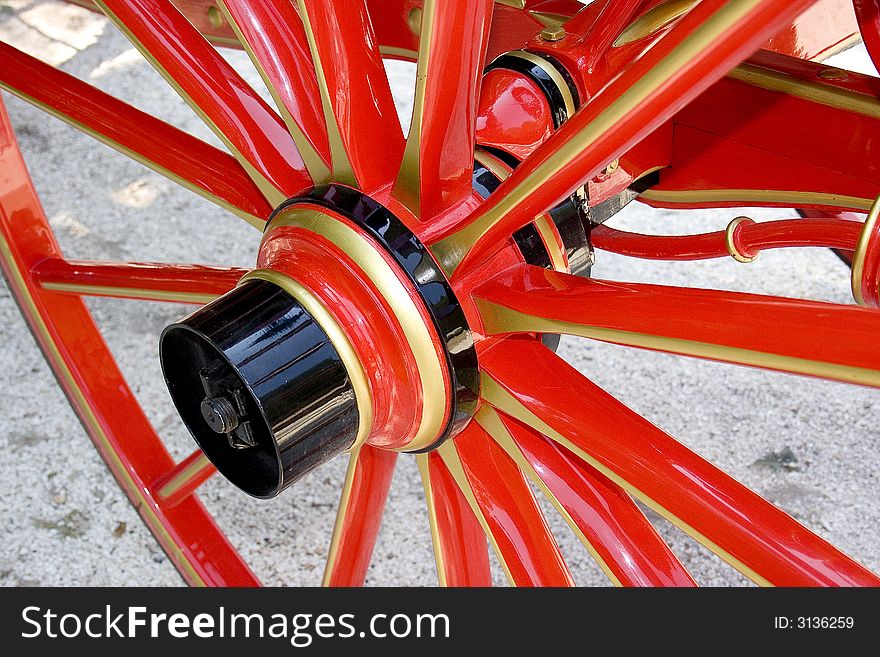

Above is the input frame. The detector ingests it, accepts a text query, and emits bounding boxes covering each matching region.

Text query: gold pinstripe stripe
[416,454,449,587]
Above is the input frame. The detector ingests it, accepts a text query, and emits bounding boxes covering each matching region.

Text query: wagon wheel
[1,0,879,586]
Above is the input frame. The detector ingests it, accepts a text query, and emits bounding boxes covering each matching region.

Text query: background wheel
[1,0,879,586]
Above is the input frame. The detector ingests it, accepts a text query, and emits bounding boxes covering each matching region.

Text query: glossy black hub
[275,185,479,452]
[160,278,358,498]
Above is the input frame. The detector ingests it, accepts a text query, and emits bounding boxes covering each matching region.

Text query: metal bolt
[206,6,224,30]
[817,68,847,81]
[201,396,240,434]
[540,26,566,42]
[603,159,620,175]
[407,7,422,36]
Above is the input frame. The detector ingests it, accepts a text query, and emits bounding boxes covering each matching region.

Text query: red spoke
[295,0,404,191]
[475,264,880,387]
[218,0,331,182]
[550,0,645,82]
[591,216,862,261]
[438,423,574,587]
[480,338,880,586]
[417,452,492,587]
[323,446,397,587]
[393,0,495,218]
[478,406,696,587]
[96,0,311,205]
[152,450,216,509]
[0,42,271,226]
[427,0,815,275]
[32,259,245,303]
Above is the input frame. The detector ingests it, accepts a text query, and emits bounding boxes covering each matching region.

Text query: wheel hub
[160,185,477,497]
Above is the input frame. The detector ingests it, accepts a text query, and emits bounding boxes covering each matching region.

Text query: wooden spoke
[479,338,880,586]
[437,423,574,586]
[478,406,697,587]
[295,0,404,191]
[32,259,246,303]
[428,0,814,276]
[393,0,495,218]
[475,264,880,388]
[218,0,332,183]
[96,0,311,205]
[0,42,271,227]
[417,453,492,587]
[323,446,397,586]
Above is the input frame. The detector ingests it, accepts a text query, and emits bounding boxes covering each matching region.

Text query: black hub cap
[160,278,359,498]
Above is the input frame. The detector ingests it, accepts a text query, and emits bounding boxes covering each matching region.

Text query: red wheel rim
[1,0,878,587]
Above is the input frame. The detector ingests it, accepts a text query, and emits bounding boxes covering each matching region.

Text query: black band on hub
[270,185,479,453]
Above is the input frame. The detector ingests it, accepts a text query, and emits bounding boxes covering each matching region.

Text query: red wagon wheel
[1,0,879,586]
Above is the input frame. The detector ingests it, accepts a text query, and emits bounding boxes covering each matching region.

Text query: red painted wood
[395,0,494,219]
[98,0,311,197]
[450,422,574,586]
[592,217,863,260]
[221,0,331,170]
[152,450,217,509]
[497,412,696,587]
[0,42,272,222]
[324,447,398,587]
[480,339,880,586]
[297,0,404,192]
[474,264,880,388]
[424,452,492,587]
[430,0,815,272]
[32,259,246,300]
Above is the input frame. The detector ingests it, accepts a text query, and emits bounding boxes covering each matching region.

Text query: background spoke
[219,0,332,183]
[96,0,311,205]
[393,0,494,218]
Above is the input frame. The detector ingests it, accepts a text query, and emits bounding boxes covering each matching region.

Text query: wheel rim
[1,0,879,586]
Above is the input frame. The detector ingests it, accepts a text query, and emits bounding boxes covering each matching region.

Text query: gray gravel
[1,1,877,587]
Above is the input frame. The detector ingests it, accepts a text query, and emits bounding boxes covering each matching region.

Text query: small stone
[112,521,126,538]
[753,446,800,472]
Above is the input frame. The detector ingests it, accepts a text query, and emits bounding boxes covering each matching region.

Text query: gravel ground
[1,1,878,587]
